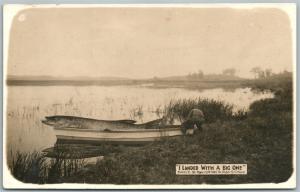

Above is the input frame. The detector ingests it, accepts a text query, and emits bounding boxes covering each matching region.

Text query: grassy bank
[66,121,291,184]
[8,76,293,184]
[69,76,292,184]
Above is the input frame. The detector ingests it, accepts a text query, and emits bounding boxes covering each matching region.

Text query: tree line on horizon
[186,67,291,80]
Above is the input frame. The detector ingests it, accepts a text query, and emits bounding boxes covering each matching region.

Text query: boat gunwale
[54,136,180,145]
[56,134,182,141]
[53,126,182,133]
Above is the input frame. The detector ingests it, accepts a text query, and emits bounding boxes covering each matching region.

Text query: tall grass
[9,151,47,183]
[164,98,246,123]
[8,149,88,184]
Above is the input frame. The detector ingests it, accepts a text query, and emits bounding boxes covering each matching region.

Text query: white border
[2,3,297,189]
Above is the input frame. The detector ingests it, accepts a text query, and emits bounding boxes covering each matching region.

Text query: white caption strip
[176,164,247,175]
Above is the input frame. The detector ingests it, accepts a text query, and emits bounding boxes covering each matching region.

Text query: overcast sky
[7,7,293,78]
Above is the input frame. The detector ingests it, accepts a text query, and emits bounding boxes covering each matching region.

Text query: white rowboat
[54,126,184,145]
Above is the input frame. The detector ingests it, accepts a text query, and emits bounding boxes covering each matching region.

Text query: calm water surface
[6,85,273,155]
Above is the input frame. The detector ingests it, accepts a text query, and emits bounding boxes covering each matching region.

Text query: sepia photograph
[3,4,296,189]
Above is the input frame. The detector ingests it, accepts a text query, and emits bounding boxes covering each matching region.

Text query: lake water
[6,85,273,155]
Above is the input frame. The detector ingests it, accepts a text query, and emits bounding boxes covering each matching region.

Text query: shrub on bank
[247,80,293,134]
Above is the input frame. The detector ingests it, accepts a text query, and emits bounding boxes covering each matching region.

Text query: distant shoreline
[6,79,138,86]
[6,79,249,90]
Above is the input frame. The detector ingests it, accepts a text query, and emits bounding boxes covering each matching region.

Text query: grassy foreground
[8,76,293,184]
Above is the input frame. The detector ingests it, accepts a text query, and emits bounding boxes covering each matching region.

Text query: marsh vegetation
[6,73,292,184]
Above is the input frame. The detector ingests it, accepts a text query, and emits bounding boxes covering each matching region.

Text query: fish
[42,115,163,131]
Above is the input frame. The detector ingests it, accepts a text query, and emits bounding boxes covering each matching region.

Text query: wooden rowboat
[54,125,184,145]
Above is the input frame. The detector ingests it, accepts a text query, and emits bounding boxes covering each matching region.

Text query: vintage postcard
[2,4,296,189]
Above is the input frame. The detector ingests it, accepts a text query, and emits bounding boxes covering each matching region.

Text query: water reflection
[42,143,111,182]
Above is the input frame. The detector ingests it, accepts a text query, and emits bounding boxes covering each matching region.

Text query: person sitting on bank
[181,108,205,134]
